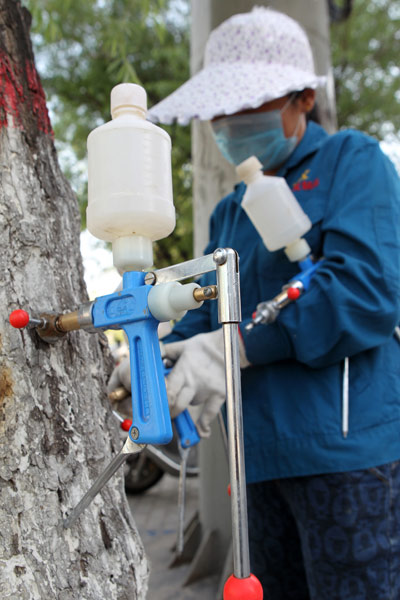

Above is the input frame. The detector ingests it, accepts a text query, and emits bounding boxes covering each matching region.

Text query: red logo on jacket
[292,169,320,192]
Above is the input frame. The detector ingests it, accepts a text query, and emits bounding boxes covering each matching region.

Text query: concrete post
[188,0,337,589]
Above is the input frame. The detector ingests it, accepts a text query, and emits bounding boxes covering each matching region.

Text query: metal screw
[130,427,140,440]
[213,248,227,265]
[144,272,156,286]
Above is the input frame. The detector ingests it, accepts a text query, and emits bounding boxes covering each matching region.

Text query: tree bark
[0,2,148,598]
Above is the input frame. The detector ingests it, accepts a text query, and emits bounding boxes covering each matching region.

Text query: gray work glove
[163,328,250,437]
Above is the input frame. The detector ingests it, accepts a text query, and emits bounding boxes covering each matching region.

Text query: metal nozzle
[193,285,218,302]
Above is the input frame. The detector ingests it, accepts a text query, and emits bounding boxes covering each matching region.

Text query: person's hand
[162,328,250,437]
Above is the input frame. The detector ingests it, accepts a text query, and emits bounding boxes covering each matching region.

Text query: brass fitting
[36,313,67,342]
[193,285,218,302]
[108,386,130,402]
[36,311,80,342]
[57,311,80,333]
[35,302,95,343]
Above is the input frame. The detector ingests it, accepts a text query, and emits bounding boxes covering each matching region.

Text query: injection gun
[9,247,263,599]
[8,82,264,599]
[9,273,214,527]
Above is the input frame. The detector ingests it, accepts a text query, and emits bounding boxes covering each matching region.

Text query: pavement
[127,473,220,600]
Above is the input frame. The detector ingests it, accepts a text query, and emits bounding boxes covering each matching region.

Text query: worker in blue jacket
[111,7,400,598]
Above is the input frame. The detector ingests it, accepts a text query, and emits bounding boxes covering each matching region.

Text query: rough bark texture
[0,2,148,598]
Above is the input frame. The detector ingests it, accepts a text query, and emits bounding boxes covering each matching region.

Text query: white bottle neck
[244,170,263,186]
[111,106,146,120]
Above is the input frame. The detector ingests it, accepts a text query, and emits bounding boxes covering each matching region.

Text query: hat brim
[148,62,326,125]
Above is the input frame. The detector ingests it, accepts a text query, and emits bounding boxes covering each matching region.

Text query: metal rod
[222,323,251,579]
[215,248,251,580]
[217,411,229,460]
[176,447,190,556]
[145,253,216,285]
[63,437,145,528]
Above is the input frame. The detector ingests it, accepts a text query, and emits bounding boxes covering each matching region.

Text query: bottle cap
[111,83,147,118]
[235,156,263,184]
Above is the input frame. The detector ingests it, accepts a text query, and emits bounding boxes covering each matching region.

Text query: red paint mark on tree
[25,60,52,135]
[0,49,52,135]
[0,52,24,128]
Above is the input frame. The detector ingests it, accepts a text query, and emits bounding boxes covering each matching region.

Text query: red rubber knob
[121,419,133,432]
[224,574,263,600]
[227,483,231,497]
[287,287,301,301]
[9,310,30,329]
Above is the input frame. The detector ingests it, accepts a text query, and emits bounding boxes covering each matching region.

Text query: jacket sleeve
[240,137,400,368]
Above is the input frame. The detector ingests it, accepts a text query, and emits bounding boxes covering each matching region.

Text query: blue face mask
[210,104,299,171]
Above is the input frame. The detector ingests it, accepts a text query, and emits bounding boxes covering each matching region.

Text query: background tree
[331,0,400,139]
[25,0,400,267]
[0,2,148,597]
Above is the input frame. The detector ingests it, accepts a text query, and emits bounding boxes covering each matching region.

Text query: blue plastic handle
[123,319,172,444]
[293,256,324,290]
[92,271,173,445]
[174,409,200,448]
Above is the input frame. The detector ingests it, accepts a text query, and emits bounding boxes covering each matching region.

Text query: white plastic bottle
[236,156,311,262]
[87,83,175,272]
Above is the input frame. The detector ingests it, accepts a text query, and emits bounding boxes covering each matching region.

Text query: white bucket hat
[148,7,326,125]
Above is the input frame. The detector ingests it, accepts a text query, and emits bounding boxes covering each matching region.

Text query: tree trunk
[0,2,148,598]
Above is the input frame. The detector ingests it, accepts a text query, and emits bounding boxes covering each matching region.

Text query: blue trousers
[246,461,400,599]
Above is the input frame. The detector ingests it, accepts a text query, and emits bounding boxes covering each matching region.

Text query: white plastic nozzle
[236,156,263,184]
[284,238,311,262]
[112,235,153,272]
[148,282,203,322]
[111,83,147,119]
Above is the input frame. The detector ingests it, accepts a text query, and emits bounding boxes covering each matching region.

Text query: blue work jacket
[166,122,400,483]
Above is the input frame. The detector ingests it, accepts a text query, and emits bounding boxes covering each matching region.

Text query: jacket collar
[277,121,328,177]
[233,122,328,202]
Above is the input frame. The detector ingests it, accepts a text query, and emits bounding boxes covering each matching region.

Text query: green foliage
[330,0,400,140]
[25,0,192,267]
[25,0,400,270]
